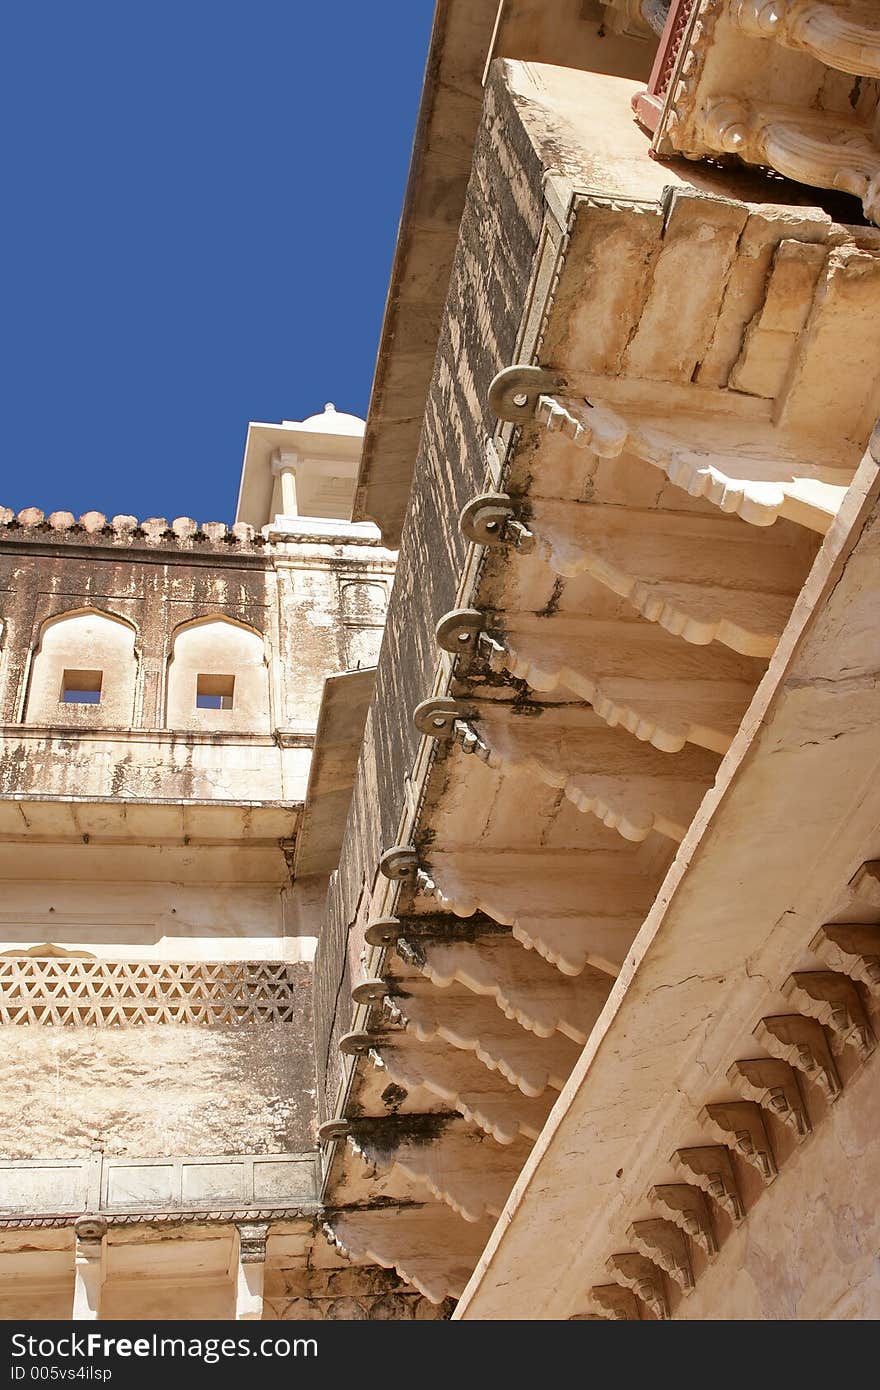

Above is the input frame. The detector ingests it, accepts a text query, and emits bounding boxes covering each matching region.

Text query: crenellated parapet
[0,506,264,550]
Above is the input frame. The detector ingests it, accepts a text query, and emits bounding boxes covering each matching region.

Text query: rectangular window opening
[60,669,103,705]
[196,673,235,710]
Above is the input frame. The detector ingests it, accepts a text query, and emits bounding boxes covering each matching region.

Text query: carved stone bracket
[338,1031,380,1056]
[533,395,630,458]
[364,917,405,947]
[434,608,505,666]
[628,1218,694,1289]
[351,978,391,1006]
[730,0,880,80]
[849,860,880,906]
[74,1216,107,1252]
[237,1221,269,1264]
[754,1013,842,1101]
[412,698,491,761]
[317,1119,351,1146]
[589,1283,642,1319]
[781,971,875,1059]
[487,364,563,422]
[809,923,880,990]
[605,1252,669,1319]
[727,1057,811,1137]
[700,1101,777,1182]
[647,1178,717,1256]
[459,493,535,551]
[650,1182,718,1254]
[697,97,880,226]
[487,386,846,533]
[673,1145,745,1222]
[378,845,420,883]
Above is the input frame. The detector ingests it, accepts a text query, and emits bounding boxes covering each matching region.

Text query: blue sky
[0,3,434,522]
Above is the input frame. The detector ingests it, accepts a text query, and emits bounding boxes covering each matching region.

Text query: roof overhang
[294,669,377,879]
[351,1,657,544]
[454,445,880,1318]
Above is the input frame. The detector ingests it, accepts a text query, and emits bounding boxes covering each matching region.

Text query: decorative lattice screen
[0,958,304,1025]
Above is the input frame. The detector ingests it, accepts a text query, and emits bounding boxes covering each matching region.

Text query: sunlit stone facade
[3,0,879,1320]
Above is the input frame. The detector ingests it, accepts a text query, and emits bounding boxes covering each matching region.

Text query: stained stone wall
[0,516,392,1172]
[266,1266,454,1321]
[313,61,549,1122]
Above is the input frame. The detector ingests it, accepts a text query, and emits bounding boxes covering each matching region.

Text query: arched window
[165,617,270,732]
[24,609,138,726]
[340,579,388,669]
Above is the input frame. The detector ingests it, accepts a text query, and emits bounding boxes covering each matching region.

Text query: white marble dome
[283,402,365,436]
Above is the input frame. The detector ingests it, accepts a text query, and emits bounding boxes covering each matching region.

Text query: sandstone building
[2,0,880,1320]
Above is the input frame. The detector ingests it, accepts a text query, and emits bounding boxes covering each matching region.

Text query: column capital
[236,1221,269,1264]
[74,1215,107,1251]
[271,449,300,477]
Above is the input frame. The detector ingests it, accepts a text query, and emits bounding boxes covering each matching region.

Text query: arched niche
[24,609,138,726]
[165,616,270,733]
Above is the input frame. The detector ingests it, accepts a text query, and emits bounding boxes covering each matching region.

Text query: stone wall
[266,1275,453,1321]
[0,518,393,794]
[313,62,548,1122]
[0,516,396,1175]
[0,978,315,1160]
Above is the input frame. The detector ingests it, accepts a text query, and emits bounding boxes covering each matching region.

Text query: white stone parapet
[0,1151,320,1221]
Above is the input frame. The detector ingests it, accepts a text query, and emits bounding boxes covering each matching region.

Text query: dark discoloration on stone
[314,66,547,1122]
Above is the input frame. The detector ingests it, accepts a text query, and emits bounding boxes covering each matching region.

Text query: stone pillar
[272,451,300,517]
[72,1217,106,1320]
[235,1222,268,1320]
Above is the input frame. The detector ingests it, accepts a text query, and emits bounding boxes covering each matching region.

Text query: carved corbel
[351,978,391,1007]
[237,1221,268,1265]
[394,937,427,971]
[338,1031,380,1056]
[698,96,880,226]
[458,493,535,551]
[412,698,490,760]
[235,1221,268,1320]
[700,1101,777,1182]
[378,845,420,883]
[727,1057,811,1137]
[628,1218,694,1290]
[809,923,880,990]
[849,860,880,906]
[487,362,632,464]
[317,1119,351,1146]
[74,1216,107,1245]
[487,364,563,422]
[730,0,880,81]
[605,1253,668,1319]
[673,1145,745,1222]
[754,1014,842,1101]
[589,1284,641,1320]
[650,1183,717,1256]
[364,917,405,947]
[533,394,630,458]
[781,971,875,1059]
[434,608,505,667]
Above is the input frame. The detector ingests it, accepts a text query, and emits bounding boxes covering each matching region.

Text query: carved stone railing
[631,0,698,133]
